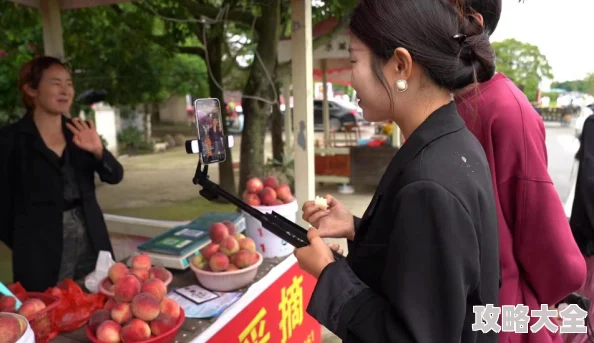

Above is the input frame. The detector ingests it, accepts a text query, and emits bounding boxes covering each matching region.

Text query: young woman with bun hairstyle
[0,56,123,292]
[295,0,500,341]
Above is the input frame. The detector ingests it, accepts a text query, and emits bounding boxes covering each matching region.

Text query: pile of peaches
[0,294,45,319]
[191,221,259,272]
[242,176,294,206]
[88,254,182,343]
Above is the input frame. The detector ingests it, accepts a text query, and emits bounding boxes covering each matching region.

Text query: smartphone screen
[194,98,227,164]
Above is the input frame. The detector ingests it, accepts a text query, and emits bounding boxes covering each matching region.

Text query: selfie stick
[185,138,344,261]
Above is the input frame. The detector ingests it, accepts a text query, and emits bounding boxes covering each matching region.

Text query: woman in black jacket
[294,1,500,342]
[0,56,123,291]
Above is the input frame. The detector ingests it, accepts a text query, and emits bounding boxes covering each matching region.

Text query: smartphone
[194,98,227,164]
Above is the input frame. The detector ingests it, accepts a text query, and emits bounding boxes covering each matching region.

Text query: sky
[490,0,594,83]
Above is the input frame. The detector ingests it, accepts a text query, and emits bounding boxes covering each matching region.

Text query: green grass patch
[105,196,237,221]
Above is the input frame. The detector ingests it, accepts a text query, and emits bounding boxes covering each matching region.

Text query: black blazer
[570,115,594,256]
[307,102,499,343]
[0,114,123,291]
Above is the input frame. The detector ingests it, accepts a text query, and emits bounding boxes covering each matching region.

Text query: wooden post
[283,84,293,152]
[321,59,330,147]
[40,0,65,60]
[291,0,314,227]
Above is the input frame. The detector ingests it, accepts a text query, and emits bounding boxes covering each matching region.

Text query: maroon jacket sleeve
[493,101,586,305]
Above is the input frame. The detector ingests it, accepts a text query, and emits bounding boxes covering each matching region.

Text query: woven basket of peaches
[190,221,262,292]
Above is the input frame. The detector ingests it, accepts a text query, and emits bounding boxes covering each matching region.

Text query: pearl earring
[396,79,408,92]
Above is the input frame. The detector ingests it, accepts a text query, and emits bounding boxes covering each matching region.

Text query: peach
[246,177,264,194]
[191,254,205,266]
[96,320,121,343]
[208,222,229,244]
[89,309,112,332]
[104,298,117,311]
[0,314,23,343]
[131,293,160,322]
[270,199,284,206]
[283,197,295,204]
[111,302,133,325]
[142,278,167,301]
[200,243,220,260]
[159,298,181,319]
[18,298,46,319]
[221,220,237,235]
[130,268,149,282]
[231,250,254,269]
[209,252,230,272]
[238,237,256,253]
[220,236,240,256]
[244,192,261,206]
[121,319,151,342]
[263,176,279,190]
[150,313,177,336]
[148,266,170,283]
[234,233,246,241]
[131,253,152,270]
[227,264,240,271]
[108,262,129,284]
[0,296,16,312]
[251,252,260,265]
[114,275,141,303]
[258,187,277,206]
[275,184,293,202]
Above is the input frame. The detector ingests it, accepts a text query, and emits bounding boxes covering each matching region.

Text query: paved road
[545,123,579,205]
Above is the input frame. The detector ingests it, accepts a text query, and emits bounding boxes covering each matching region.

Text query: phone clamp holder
[185,138,344,260]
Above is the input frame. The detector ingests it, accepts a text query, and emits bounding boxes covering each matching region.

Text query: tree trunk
[203,23,237,196]
[239,0,281,194]
[143,103,151,144]
[270,80,284,164]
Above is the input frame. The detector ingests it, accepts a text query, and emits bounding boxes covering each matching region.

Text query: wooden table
[52,255,321,343]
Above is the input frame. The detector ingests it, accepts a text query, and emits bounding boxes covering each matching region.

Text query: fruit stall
[0,176,321,343]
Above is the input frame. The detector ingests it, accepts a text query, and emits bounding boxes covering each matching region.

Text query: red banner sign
[208,263,321,343]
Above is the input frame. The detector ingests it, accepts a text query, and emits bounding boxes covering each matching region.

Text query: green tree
[493,38,553,101]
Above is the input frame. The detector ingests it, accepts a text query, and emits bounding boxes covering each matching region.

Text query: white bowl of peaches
[189,222,262,292]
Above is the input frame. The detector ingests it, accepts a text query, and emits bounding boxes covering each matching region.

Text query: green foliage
[0,2,210,124]
[117,126,153,154]
[552,74,594,95]
[492,39,553,102]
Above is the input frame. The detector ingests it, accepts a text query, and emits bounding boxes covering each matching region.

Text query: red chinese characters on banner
[208,262,321,343]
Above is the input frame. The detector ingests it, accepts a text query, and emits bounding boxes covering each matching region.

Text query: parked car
[314,99,364,131]
[226,105,244,134]
[225,99,364,133]
[574,104,594,139]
